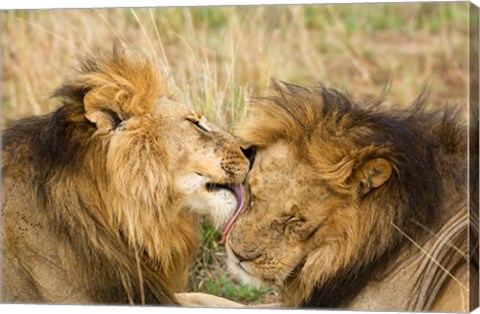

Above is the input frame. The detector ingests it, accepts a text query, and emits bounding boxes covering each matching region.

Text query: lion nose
[232,248,261,262]
[241,146,256,169]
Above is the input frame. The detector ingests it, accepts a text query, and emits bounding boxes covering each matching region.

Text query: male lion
[223,81,477,311]
[1,47,254,304]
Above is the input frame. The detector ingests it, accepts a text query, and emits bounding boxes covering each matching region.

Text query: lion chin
[1,45,254,305]
[225,81,477,312]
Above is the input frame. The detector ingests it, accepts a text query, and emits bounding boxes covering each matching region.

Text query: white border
[1,1,478,314]
[0,0,475,10]
[0,304,324,314]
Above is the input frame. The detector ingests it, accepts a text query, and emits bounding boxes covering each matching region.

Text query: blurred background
[1,2,470,304]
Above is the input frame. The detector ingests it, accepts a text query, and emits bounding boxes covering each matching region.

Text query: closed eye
[286,216,306,226]
[287,217,304,223]
[186,117,209,132]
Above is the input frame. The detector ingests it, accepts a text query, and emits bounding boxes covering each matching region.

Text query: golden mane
[53,46,164,123]
[2,48,196,304]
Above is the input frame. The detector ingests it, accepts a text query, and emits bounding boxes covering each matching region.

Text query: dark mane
[244,80,468,308]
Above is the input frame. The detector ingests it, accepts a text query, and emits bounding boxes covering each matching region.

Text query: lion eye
[287,216,304,224]
[186,117,209,132]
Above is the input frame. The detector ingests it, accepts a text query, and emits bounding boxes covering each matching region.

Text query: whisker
[390,222,468,291]
[409,218,468,260]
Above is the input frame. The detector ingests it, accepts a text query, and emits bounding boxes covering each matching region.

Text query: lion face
[158,97,254,230]
[101,86,253,236]
[226,141,341,287]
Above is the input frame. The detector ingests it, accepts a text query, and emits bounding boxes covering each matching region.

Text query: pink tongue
[220,184,244,244]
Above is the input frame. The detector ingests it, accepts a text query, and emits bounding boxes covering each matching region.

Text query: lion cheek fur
[175,173,238,230]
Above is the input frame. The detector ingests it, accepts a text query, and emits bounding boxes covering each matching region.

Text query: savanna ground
[1,2,471,305]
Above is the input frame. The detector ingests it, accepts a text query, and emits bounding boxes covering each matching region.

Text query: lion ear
[84,89,124,131]
[350,158,392,198]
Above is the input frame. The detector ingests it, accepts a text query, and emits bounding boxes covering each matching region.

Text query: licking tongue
[220,184,245,244]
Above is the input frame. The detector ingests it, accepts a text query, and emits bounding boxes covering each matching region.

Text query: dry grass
[1,2,471,304]
[2,3,469,126]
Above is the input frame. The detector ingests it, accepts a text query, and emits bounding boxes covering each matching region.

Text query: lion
[1,47,255,304]
[220,81,478,311]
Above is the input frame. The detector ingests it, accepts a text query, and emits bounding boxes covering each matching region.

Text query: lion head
[224,81,469,309]
[2,47,254,304]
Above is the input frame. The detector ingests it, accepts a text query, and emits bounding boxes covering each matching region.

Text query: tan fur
[225,81,476,311]
[2,47,251,304]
